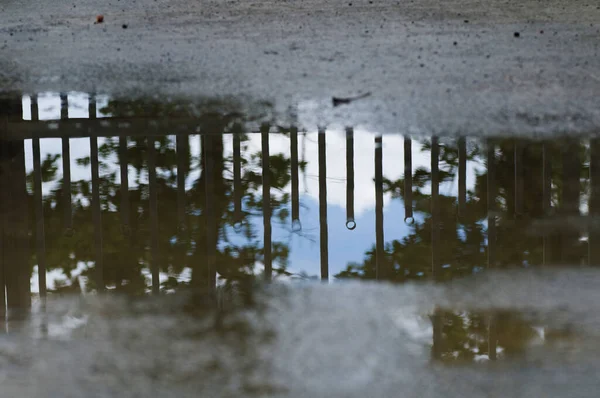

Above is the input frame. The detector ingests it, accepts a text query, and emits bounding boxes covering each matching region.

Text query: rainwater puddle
[1,91,600,396]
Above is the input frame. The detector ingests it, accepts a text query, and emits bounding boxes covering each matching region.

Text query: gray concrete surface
[1,0,600,135]
[3,269,600,397]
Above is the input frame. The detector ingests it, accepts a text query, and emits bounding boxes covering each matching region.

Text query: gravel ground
[1,0,600,135]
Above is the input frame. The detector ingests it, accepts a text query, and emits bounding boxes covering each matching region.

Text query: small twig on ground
[332,92,372,107]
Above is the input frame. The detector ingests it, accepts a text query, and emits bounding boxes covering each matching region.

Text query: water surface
[1,91,599,396]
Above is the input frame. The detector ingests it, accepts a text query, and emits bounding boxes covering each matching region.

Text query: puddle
[2,91,600,396]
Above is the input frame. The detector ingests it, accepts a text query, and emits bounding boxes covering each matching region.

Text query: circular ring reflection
[346,219,356,230]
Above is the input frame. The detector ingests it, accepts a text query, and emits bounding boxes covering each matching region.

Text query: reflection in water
[90,118,104,292]
[487,141,496,269]
[543,141,552,265]
[2,91,600,381]
[318,129,328,280]
[590,138,600,265]
[375,135,385,280]
[404,136,413,223]
[232,130,242,230]
[290,127,301,231]
[345,128,355,230]
[261,126,272,282]
[457,137,466,218]
[431,137,440,281]
[120,135,130,233]
[31,103,47,302]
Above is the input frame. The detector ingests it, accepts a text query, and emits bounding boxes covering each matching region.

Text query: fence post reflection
[542,142,552,265]
[487,141,496,268]
[431,137,441,281]
[177,134,188,231]
[590,138,600,265]
[514,140,525,217]
[561,138,581,264]
[261,125,272,281]
[0,178,3,318]
[148,137,160,295]
[0,129,31,316]
[487,141,498,355]
[0,181,3,318]
[232,128,242,229]
[60,93,72,234]
[119,136,130,233]
[375,135,385,280]
[203,134,218,290]
[291,127,301,230]
[404,137,413,222]
[31,95,47,301]
[458,137,466,218]
[346,128,355,230]
[318,128,329,281]
[88,94,104,292]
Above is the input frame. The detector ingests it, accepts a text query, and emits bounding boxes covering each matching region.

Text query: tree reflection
[25,99,297,295]
[335,137,590,281]
[335,136,590,361]
[3,93,595,361]
[429,310,547,363]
